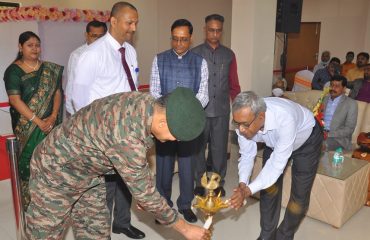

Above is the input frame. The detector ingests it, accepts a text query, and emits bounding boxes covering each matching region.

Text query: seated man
[346,52,369,82]
[323,75,358,151]
[341,51,356,76]
[312,57,341,90]
[348,64,370,103]
[313,50,331,74]
[271,77,289,99]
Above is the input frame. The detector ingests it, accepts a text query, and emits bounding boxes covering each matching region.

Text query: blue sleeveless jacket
[157,50,203,95]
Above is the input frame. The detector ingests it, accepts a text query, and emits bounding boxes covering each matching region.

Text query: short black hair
[155,94,169,110]
[110,1,137,18]
[171,19,193,35]
[346,51,354,56]
[331,75,347,87]
[330,57,341,64]
[86,20,108,33]
[205,14,224,23]
[357,52,370,60]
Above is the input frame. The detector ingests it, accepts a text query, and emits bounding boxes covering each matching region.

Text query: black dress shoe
[179,208,197,223]
[214,186,225,197]
[194,186,206,197]
[112,225,145,239]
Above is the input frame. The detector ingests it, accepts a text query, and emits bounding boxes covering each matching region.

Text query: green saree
[4,61,63,207]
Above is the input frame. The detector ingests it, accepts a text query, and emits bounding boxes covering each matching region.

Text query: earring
[19,51,23,57]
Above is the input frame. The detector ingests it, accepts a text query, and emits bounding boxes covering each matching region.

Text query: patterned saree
[4,61,63,208]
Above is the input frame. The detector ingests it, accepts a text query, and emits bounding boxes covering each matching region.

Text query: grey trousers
[259,120,323,240]
[194,115,230,187]
[105,174,132,229]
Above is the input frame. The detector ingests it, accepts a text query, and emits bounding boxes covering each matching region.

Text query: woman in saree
[4,31,63,208]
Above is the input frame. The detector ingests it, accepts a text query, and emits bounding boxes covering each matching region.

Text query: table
[352,149,370,206]
[251,150,369,228]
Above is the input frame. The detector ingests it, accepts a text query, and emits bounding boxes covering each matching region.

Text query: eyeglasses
[207,28,223,34]
[171,37,190,43]
[232,115,257,130]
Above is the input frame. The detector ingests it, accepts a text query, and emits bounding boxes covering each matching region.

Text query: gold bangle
[29,114,36,122]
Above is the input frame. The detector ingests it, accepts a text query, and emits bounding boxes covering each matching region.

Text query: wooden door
[285,22,320,90]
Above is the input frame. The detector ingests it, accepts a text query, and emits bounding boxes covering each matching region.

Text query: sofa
[250,90,370,227]
[284,90,370,148]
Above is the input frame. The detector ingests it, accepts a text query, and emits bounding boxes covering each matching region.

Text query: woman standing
[4,31,63,208]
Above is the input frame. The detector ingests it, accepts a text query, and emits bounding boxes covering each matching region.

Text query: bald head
[110,1,137,18]
[109,1,138,45]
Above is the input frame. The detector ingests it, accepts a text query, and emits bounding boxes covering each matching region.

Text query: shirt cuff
[248,181,263,195]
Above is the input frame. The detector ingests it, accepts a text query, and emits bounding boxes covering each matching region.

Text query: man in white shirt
[65,20,107,116]
[229,91,323,240]
[70,2,144,239]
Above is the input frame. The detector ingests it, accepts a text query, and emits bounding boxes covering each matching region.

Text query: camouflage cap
[166,87,206,141]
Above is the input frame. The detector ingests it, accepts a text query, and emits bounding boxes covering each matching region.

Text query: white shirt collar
[172,49,188,59]
[106,32,127,51]
[258,109,277,134]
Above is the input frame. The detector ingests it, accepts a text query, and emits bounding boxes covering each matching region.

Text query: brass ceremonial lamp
[193,172,229,238]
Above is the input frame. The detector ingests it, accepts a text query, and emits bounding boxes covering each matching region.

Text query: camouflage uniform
[26,92,178,239]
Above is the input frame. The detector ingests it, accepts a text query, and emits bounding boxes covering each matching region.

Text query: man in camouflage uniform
[25,88,211,240]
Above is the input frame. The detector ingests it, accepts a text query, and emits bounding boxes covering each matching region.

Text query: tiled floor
[1,147,370,240]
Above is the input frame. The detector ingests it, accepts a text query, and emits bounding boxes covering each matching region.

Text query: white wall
[12,0,232,86]
[0,22,39,135]
[231,0,277,96]
[0,0,232,135]
[301,0,370,62]
[364,1,370,51]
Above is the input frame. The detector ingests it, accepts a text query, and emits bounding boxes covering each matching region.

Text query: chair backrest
[353,101,368,144]
[292,70,314,92]
[284,90,323,110]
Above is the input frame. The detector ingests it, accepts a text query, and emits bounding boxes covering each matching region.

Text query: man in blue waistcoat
[150,19,209,223]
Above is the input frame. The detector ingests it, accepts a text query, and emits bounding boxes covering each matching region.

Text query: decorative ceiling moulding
[0,5,111,22]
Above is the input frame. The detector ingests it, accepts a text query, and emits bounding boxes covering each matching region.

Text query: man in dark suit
[323,75,358,151]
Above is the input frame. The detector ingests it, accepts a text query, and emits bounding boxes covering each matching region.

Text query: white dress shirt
[65,43,88,114]
[237,97,315,194]
[71,32,139,111]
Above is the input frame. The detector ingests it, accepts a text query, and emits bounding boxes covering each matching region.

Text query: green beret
[166,87,206,141]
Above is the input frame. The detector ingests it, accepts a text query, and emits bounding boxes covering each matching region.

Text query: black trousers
[155,139,197,210]
[194,115,230,187]
[105,174,132,229]
[259,120,323,240]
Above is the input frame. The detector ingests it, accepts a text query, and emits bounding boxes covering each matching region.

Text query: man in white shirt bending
[229,91,323,240]
[70,2,144,239]
[65,20,107,116]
